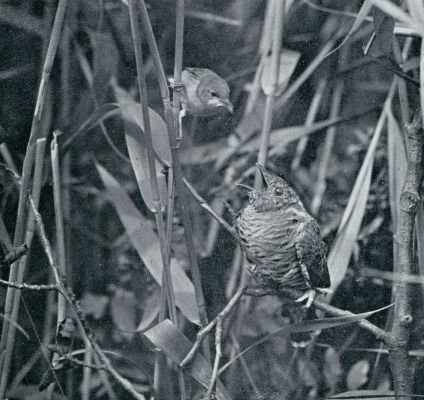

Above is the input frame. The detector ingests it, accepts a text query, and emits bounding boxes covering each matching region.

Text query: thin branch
[180,281,247,369]
[0,244,28,266]
[183,178,238,241]
[0,280,58,291]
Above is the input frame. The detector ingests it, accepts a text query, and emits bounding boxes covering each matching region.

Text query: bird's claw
[295,289,316,308]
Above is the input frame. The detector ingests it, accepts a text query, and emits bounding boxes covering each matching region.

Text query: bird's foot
[317,287,333,295]
[246,263,260,277]
[295,289,316,308]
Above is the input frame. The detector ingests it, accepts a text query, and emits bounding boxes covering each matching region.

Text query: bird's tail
[279,297,320,348]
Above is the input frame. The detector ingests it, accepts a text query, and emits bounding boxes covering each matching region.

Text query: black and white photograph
[0,1,423,399]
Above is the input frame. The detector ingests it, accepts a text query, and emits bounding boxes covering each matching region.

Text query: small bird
[180,68,233,117]
[235,164,331,308]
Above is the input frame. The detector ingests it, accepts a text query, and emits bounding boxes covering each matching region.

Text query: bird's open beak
[217,98,234,114]
[235,183,254,191]
[255,163,269,187]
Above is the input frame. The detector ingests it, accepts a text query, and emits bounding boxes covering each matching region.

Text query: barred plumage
[235,164,331,303]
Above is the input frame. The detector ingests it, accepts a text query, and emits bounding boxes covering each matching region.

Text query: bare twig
[205,318,223,400]
[183,178,238,241]
[0,244,28,266]
[180,282,247,369]
[0,280,58,291]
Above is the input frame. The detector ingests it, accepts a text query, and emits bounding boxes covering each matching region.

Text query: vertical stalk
[388,111,424,400]
[51,131,67,323]
[137,0,210,361]
[128,2,186,398]
[172,0,185,125]
[0,1,67,396]
[255,0,284,188]
[0,139,46,397]
[420,39,424,125]
[0,146,35,360]
[154,168,176,398]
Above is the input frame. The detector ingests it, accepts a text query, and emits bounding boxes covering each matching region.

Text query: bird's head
[240,164,302,213]
[196,69,233,114]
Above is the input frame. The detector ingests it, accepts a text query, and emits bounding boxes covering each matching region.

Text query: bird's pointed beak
[235,183,254,191]
[217,98,234,114]
[255,163,269,187]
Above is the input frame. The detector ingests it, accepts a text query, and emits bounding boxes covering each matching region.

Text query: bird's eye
[210,90,217,97]
[274,188,284,196]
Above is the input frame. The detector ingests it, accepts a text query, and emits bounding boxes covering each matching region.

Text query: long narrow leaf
[219,304,392,373]
[124,121,168,211]
[328,159,372,291]
[113,83,171,163]
[387,106,407,228]
[322,0,373,58]
[261,49,300,96]
[113,83,171,211]
[96,163,200,325]
[328,82,396,291]
[331,389,394,399]
[247,116,345,154]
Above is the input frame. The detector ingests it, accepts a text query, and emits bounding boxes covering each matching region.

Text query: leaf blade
[96,163,200,325]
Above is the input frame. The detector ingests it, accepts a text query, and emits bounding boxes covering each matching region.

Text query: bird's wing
[295,218,331,289]
[185,68,210,80]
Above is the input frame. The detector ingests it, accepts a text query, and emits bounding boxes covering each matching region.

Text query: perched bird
[180,68,233,116]
[235,164,331,308]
